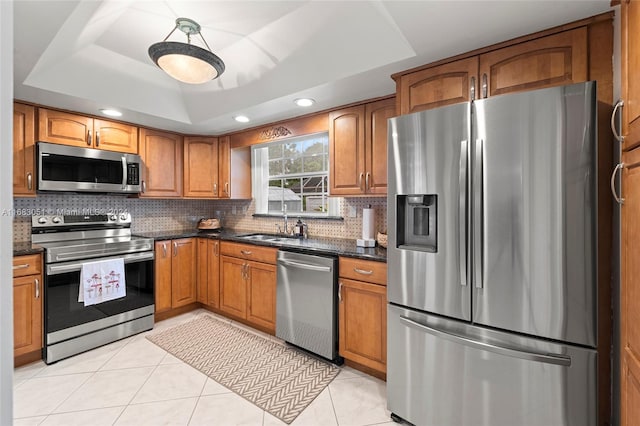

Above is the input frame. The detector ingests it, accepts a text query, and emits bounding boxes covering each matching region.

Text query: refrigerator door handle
[473,139,483,289]
[399,316,571,367]
[459,140,468,286]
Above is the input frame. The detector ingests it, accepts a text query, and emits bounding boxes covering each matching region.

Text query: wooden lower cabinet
[197,238,220,308]
[338,257,387,375]
[13,254,43,364]
[219,242,277,333]
[219,256,248,318]
[246,262,277,331]
[154,238,196,314]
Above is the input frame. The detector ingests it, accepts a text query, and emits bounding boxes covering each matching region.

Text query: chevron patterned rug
[147,315,340,424]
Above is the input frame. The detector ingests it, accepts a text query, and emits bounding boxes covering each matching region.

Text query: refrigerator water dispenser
[397,195,437,252]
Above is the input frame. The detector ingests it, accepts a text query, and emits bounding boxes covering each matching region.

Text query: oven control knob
[52,216,62,224]
[37,217,47,224]
[120,213,128,221]
[109,214,117,221]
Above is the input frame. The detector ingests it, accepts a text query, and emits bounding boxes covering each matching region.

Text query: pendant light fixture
[148,18,225,84]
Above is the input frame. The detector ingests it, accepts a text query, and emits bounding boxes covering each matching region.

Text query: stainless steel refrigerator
[387,82,598,426]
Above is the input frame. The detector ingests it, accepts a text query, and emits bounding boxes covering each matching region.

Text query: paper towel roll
[362,207,375,240]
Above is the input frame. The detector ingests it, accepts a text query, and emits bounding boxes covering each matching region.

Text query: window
[252,133,338,216]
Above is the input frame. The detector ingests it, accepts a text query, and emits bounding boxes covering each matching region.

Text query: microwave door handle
[121,156,127,190]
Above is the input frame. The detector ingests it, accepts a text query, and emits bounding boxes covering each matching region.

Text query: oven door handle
[46,251,154,275]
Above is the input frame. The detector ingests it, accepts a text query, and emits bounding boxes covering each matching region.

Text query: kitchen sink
[238,233,299,243]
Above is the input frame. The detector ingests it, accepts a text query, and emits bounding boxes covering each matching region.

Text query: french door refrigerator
[387,82,598,426]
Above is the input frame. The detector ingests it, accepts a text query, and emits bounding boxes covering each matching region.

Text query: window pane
[283,142,302,157]
[303,140,325,155]
[268,144,283,159]
[303,156,324,173]
[268,179,283,213]
[284,157,302,174]
[268,159,283,176]
[283,178,302,213]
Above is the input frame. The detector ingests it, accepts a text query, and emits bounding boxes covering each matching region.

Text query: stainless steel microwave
[37,142,142,194]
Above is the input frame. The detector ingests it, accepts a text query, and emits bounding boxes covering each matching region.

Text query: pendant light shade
[149,18,225,84]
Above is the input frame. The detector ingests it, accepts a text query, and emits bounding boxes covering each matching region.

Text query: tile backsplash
[13,194,387,242]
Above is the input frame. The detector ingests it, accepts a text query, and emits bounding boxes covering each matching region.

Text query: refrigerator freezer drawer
[387,304,597,426]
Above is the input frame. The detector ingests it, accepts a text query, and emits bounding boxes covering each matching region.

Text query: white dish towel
[79,258,126,306]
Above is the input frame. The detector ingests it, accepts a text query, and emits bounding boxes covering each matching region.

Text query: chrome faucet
[282,204,288,234]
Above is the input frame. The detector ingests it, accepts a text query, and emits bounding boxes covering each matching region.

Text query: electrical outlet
[232,205,237,215]
[348,206,357,218]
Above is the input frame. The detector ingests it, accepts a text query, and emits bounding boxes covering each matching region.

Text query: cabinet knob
[338,281,343,302]
[27,173,32,191]
[35,278,40,299]
[87,130,92,146]
[481,73,488,99]
[96,131,100,147]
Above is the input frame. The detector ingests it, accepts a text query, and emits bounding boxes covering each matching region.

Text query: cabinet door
[329,105,366,195]
[218,136,231,199]
[246,261,276,333]
[13,275,42,357]
[396,56,478,115]
[219,256,247,319]
[154,241,172,313]
[365,98,395,195]
[622,147,640,425]
[478,27,587,99]
[38,108,93,148]
[338,278,386,373]
[208,240,220,309]
[184,137,218,198]
[13,103,36,196]
[139,128,183,198]
[93,119,138,153]
[622,0,640,150]
[171,238,197,308]
[196,239,209,304]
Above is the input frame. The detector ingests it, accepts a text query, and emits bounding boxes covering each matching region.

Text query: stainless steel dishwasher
[276,250,341,363]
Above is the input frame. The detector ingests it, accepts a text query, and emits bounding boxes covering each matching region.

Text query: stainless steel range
[32,213,155,364]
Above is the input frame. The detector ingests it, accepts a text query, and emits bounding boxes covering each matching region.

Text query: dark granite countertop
[13,242,44,256]
[133,229,386,262]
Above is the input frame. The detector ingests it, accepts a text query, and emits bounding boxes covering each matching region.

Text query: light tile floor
[13,309,393,426]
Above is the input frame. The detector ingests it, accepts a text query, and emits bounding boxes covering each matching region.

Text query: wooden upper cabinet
[218,136,231,199]
[184,136,219,198]
[396,57,478,115]
[330,99,395,196]
[139,128,183,198]
[38,108,137,153]
[478,27,587,98]
[93,119,138,153]
[364,98,395,195]
[622,0,640,150]
[329,105,366,195]
[13,103,36,197]
[621,147,640,426]
[38,109,93,148]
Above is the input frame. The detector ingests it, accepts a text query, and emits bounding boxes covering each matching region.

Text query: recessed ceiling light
[294,98,315,107]
[234,115,250,123]
[99,108,122,117]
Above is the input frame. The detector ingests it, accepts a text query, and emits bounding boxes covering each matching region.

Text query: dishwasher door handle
[278,259,332,272]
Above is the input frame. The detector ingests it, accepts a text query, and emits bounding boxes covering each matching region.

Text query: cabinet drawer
[220,241,277,264]
[339,257,387,285]
[12,254,42,278]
